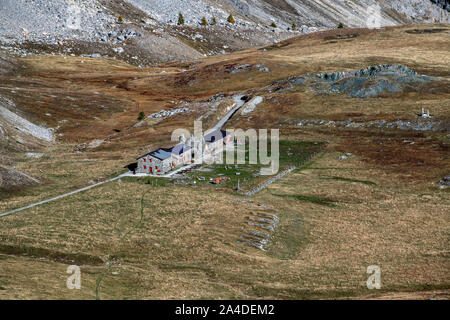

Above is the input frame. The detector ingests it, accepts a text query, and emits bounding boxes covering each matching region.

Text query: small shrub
[291,23,296,31]
[200,16,208,26]
[210,17,217,26]
[227,14,235,24]
[270,22,277,28]
[178,13,185,25]
[118,16,123,24]
[337,22,344,29]
[137,111,145,121]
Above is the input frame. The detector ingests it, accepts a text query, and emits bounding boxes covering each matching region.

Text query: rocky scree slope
[0,0,449,65]
[126,0,449,29]
[0,0,293,64]
[430,0,450,11]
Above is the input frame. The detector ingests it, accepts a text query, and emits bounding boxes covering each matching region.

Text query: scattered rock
[295,118,448,132]
[272,65,441,98]
[147,107,190,119]
[241,96,263,115]
[88,139,104,149]
[25,153,44,158]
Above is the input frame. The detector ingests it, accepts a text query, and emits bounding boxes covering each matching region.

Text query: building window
[143,165,146,170]
[143,158,146,162]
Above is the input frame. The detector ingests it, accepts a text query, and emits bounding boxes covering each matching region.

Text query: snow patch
[241,96,263,115]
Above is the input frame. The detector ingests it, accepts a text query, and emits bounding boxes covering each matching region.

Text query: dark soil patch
[324,33,359,41]
[405,28,448,34]
[272,193,337,207]
[259,41,291,51]
[322,176,377,186]
[0,243,103,265]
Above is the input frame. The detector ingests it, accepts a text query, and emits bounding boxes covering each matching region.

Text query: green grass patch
[122,176,172,187]
[186,140,324,192]
[272,193,337,207]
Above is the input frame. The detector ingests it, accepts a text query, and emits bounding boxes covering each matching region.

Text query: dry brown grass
[1,148,448,299]
[0,23,449,299]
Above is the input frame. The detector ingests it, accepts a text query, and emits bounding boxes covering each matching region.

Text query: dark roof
[149,148,172,160]
[138,148,172,161]
[137,130,228,160]
[204,129,230,144]
[167,143,191,156]
[138,143,191,161]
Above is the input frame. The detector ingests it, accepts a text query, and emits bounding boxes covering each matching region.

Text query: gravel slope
[0,96,54,142]
[1,0,448,46]
[0,1,448,65]
[126,0,450,29]
[0,0,115,44]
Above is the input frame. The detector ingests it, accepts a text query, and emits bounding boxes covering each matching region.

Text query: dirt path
[210,94,245,132]
[0,95,247,217]
[0,174,126,217]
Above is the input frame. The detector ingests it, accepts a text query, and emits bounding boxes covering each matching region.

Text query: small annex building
[167,143,192,167]
[203,129,232,155]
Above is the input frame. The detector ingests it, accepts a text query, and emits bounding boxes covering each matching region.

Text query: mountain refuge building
[135,129,231,175]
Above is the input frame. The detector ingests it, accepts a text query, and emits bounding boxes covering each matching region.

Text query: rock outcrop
[271,65,441,98]
[0,165,40,190]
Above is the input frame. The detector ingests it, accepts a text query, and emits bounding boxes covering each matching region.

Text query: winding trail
[0,174,126,218]
[1,94,247,217]
[210,94,245,132]
[123,94,246,179]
